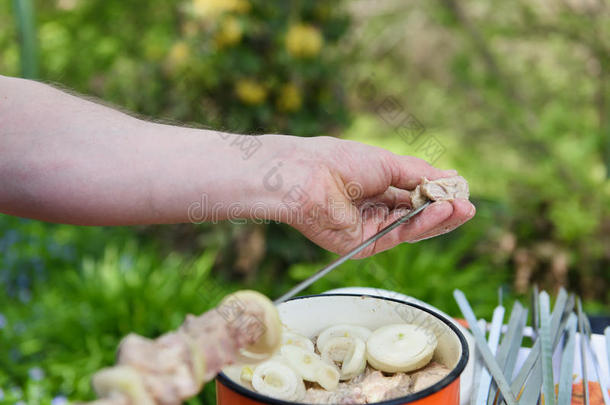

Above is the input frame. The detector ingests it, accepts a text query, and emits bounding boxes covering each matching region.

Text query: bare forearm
[0,75,281,225]
[0,75,476,252]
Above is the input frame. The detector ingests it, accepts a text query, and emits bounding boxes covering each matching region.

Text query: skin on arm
[0,75,475,257]
[0,75,277,226]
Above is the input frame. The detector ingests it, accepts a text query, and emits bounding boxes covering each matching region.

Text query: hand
[260,136,476,258]
[0,76,474,237]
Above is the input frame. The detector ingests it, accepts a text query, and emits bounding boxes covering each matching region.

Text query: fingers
[357,186,411,210]
[331,142,457,200]
[385,153,457,190]
[357,199,475,257]
[394,201,455,243]
[411,199,476,241]
[357,201,454,257]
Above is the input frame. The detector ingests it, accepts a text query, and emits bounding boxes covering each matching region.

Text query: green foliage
[3,0,350,136]
[166,0,350,135]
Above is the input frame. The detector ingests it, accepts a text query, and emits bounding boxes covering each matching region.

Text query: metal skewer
[511,289,569,402]
[577,298,590,405]
[557,314,578,405]
[582,309,610,405]
[471,318,488,405]
[606,327,610,376]
[273,200,432,305]
[517,291,573,405]
[531,284,540,340]
[473,301,504,405]
[454,289,519,405]
[540,291,556,405]
[489,302,526,405]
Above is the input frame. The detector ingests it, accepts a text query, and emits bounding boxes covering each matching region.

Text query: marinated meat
[410,361,451,392]
[303,383,367,404]
[411,176,470,209]
[303,362,451,404]
[360,370,411,402]
[179,307,266,381]
[117,332,203,404]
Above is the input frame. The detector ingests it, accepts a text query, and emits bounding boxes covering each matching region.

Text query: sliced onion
[366,324,437,373]
[251,360,305,401]
[316,324,372,353]
[321,336,367,380]
[282,330,315,352]
[92,366,155,405]
[280,345,323,381]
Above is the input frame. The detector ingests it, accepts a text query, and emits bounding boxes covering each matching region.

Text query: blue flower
[52,396,69,405]
[28,366,45,381]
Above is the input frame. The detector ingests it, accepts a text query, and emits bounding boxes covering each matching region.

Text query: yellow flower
[165,41,190,72]
[285,23,323,58]
[276,83,302,112]
[236,79,267,105]
[215,16,243,48]
[192,0,250,19]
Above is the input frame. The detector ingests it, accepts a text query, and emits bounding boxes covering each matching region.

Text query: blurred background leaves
[1,0,610,403]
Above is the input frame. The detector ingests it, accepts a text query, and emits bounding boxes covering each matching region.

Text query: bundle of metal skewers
[454,287,610,405]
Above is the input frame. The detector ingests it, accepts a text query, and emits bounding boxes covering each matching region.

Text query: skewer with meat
[410,176,470,209]
[83,290,282,405]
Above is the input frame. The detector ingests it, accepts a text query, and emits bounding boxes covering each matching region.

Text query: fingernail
[443,169,458,176]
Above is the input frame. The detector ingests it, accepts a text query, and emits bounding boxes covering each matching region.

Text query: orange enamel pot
[216,294,469,405]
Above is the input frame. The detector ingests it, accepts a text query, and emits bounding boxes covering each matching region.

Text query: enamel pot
[216,294,469,405]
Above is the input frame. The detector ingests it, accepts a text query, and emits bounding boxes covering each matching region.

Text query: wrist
[183,132,310,225]
[240,134,313,224]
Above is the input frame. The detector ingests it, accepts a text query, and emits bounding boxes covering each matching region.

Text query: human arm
[0,75,475,256]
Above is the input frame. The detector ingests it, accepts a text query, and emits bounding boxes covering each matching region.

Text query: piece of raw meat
[410,176,470,209]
